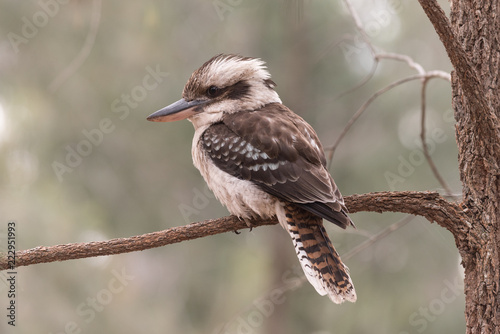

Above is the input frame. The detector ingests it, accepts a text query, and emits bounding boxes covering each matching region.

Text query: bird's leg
[232,217,252,234]
[236,216,255,232]
[244,217,256,232]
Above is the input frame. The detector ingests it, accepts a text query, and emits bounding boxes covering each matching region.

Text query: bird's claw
[237,216,255,231]
[244,218,255,231]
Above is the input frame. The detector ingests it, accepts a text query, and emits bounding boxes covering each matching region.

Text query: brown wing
[201,103,353,229]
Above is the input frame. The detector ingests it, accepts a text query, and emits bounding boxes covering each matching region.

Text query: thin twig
[424,70,451,81]
[326,72,451,163]
[342,0,377,57]
[313,35,379,104]
[48,0,102,92]
[342,215,415,260]
[332,59,379,102]
[376,52,425,75]
[325,1,453,168]
[420,77,454,196]
[327,75,422,162]
[314,34,355,65]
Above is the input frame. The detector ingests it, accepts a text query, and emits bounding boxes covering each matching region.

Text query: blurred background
[0,0,464,333]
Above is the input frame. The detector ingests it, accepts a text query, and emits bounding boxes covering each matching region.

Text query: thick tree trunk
[418,0,500,332]
[449,1,500,332]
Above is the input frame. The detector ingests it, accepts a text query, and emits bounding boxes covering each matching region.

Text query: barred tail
[284,204,356,304]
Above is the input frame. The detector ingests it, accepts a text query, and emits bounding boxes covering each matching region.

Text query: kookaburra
[147,54,356,303]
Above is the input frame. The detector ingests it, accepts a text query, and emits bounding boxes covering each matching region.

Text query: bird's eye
[207,86,219,97]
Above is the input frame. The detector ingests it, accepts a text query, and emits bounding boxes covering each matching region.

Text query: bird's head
[147,54,282,128]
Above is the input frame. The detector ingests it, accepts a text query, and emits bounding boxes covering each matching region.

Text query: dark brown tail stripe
[284,203,357,303]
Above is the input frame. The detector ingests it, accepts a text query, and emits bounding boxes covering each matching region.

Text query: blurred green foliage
[0,0,464,333]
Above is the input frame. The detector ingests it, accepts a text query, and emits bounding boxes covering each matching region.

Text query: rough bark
[418,0,500,332]
[451,2,500,332]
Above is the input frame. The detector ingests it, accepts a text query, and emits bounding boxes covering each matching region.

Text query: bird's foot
[238,216,256,231]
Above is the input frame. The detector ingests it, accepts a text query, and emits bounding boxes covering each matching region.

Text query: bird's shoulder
[221,103,326,166]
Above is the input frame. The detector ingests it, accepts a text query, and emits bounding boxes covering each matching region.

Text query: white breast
[191,125,279,221]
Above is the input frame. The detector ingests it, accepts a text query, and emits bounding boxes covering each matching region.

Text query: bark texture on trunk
[418,0,499,332]
[450,1,500,332]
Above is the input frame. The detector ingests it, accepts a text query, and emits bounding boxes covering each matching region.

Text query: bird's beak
[147,98,206,122]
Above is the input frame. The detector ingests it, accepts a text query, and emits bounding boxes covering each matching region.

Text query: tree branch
[341,0,377,57]
[325,72,449,161]
[48,0,102,92]
[420,76,453,196]
[417,0,496,129]
[0,216,277,271]
[0,191,471,271]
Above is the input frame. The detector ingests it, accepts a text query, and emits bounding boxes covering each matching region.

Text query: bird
[147,54,356,304]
